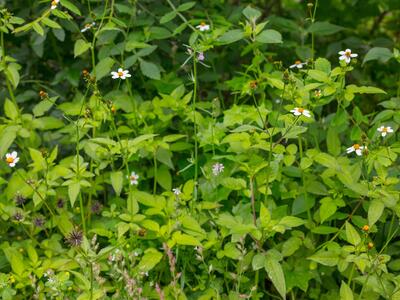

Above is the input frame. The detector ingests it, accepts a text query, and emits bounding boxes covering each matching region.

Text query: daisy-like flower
[172,188,181,195]
[81,22,96,33]
[290,107,311,118]
[338,49,358,64]
[5,151,19,167]
[129,171,139,185]
[377,125,394,137]
[196,22,210,32]
[289,60,306,69]
[212,162,224,176]
[111,68,131,80]
[346,144,365,156]
[50,0,59,10]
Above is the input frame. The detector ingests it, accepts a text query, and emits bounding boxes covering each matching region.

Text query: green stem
[192,57,199,205]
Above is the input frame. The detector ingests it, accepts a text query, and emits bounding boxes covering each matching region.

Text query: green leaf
[340,281,354,300]
[320,200,337,223]
[217,29,244,44]
[368,200,384,226]
[110,171,123,196]
[363,47,393,65]
[177,2,196,11]
[260,203,271,228]
[60,0,82,15]
[160,11,177,24]
[94,57,115,80]
[327,127,341,156]
[136,248,163,272]
[345,222,361,246]
[172,231,202,246]
[243,5,262,21]
[74,39,91,57]
[157,165,172,191]
[264,254,286,299]
[221,177,247,190]
[308,250,339,266]
[0,126,17,158]
[41,17,61,29]
[6,63,20,89]
[68,181,80,207]
[256,29,282,44]
[252,253,265,270]
[308,21,344,35]
[279,216,306,228]
[140,59,161,80]
[127,191,139,215]
[308,70,330,82]
[32,22,44,35]
[3,248,24,276]
[4,99,19,120]
[33,97,55,117]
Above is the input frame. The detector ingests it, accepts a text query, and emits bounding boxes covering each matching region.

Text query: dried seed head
[66,227,83,247]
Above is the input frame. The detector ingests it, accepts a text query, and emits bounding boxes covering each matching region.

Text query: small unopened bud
[368,242,374,249]
[39,90,48,99]
[362,225,370,232]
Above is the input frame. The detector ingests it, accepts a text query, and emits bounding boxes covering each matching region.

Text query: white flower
[196,22,210,32]
[50,0,59,10]
[172,188,181,195]
[111,68,131,80]
[338,49,358,64]
[81,22,96,33]
[5,151,19,167]
[290,107,311,118]
[129,172,139,185]
[377,125,394,137]
[346,144,365,156]
[212,162,224,176]
[289,60,306,69]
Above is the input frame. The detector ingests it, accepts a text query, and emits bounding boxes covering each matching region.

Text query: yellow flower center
[345,50,351,57]
[85,23,91,28]
[353,144,360,150]
[298,108,304,113]
[51,0,57,6]
[118,71,124,77]
[382,127,388,132]
[200,22,206,26]
[6,157,14,164]
[130,175,137,180]
[295,60,301,65]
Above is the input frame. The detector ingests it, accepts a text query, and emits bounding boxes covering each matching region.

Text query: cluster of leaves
[0,0,399,299]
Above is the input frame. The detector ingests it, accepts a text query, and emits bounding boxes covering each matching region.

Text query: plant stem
[192,57,199,205]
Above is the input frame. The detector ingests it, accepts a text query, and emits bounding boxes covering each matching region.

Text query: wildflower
[338,49,358,64]
[50,0,59,10]
[314,89,322,97]
[196,22,210,32]
[129,171,139,185]
[197,52,205,61]
[39,90,48,99]
[33,216,45,227]
[66,228,83,247]
[111,68,131,80]
[172,188,181,195]
[290,107,311,118]
[362,224,370,232]
[5,151,19,167]
[13,212,24,222]
[289,60,306,69]
[15,193,26,206]
[249,80,257,89]
[346,144,365,156]
[212,162,224,176]
[377,125,393,137]
[56,198,65,208]
[81,22,96,33]
[91,200,103,214]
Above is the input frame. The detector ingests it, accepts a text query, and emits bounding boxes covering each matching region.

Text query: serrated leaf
[345,222,361,246]
[217,29,244,44]
[264,254,286,299]
[110,171,123,196]
[74,39,91,57]
[256,29,282,44]
[160,11,177,24]
[140,59,161,80]
[368,200,384,226]
[363,47,393,65]
[340,281,353,300]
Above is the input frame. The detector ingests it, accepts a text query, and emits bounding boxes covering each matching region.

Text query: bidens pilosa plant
[0,0,400,299]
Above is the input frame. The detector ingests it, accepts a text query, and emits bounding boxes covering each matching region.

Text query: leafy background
[0,0,399,299]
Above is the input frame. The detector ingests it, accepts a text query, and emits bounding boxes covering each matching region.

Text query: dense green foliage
[0,0,400,299]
